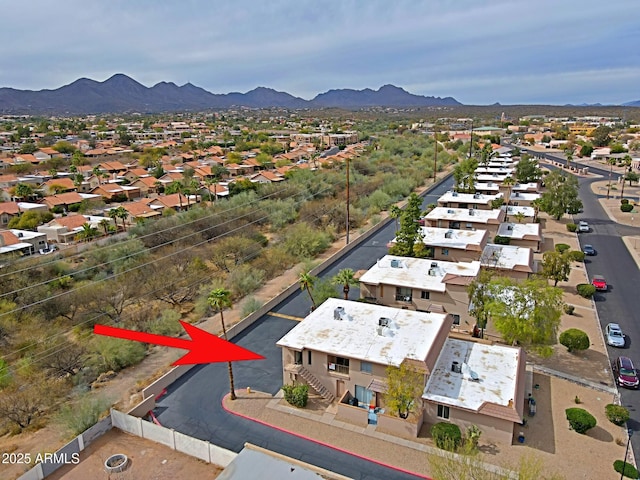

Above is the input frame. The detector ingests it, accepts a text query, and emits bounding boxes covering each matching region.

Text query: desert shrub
[621,203,634,212]
[493,235,511,245]
[251,246,296,279]
[91,337,147,372]
[431,422,462,451]
[565,407,596,434]
[280,222,332,260]
[621,198,630,205]
[148,309,183,336]
[563,304,575,315]
[576,283,596,298]
[555,243,570,253]
[241,297,263,318]
[614,460,639,479]
[0,358,11,388]
[605,404,630,426]
[363,189,393,212]
[56,394,111,436]
[568,250,585,262]
[559,328,590,352]
[566,223,577,232]
[282,384,309,408]
[227,264,266,297]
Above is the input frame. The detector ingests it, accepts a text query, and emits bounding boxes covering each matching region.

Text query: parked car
[591,275,607,291]
[605,323,625,348]
[578,221,589,233]
[613,356,639,389]
[582,244,596,256]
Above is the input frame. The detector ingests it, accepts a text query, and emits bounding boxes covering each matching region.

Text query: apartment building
[423,207,505,236]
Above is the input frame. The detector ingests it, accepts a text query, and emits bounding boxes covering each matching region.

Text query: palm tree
[531,198,543,223]
[332,268,359,300]
[389,205,401,232]
[299,270,317,310]
[502,176,515,221]
[108,208,120,231]
[565,147,574,170]
[76,223,99,242]
[114,206,128,231]
[207,288,236,400]
[98,218,111,236]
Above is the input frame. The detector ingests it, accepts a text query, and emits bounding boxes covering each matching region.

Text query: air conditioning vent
[447,209,454,214]
[390,259,401,268]
[507,225,513,231]
[444,230,453,239]
[468,209,474,216]
[431,262,438,268]
[452,191,458,197]
[334,306,345,320]
[378,317,390,327]
[428,269,436,276]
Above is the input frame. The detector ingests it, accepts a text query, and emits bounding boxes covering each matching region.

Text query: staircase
[297,367,335,403]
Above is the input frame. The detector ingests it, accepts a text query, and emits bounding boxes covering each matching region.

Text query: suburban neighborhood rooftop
[418,226,487,249]
[276,298,450,367]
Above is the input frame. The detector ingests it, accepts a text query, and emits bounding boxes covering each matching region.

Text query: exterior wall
[431,246,482,262]
[427,219,500,237]
[377,408,424,438]
[423,402,514,445]
[486,268,530,281]
[437,200,492,210]
[507,237,541,252]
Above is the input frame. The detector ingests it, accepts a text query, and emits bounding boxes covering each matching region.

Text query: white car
[578,221,589,233]
[605,323,625,348]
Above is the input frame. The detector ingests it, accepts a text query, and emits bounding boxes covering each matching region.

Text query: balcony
[328,363,349,375]
[395,295,412,303]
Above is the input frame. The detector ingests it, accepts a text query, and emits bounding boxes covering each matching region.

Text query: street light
[468,119,474,159]
[621,427,634,480]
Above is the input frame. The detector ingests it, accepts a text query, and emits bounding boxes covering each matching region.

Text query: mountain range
[0,74,461,115]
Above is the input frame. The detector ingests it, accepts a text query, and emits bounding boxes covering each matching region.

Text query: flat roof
[437,190,502,205]
[418,226,487,250]
[481,243,533,271]
[276,298,450,367]
[423,338,521,413]
[9,229,46,240]
[509,192,540,201]
[513,182,540,192]
[425,207,503,224]
[502,205,535,217]
[496,222,541,240]
[476,173,510,182]
[475,182,500,192]
[359,255,480,293]
[474,167,514,175]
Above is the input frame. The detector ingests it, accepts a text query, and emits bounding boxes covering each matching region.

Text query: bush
[614,460,639,479]
[568,250,585,262]
[431,422,462,451]
[555,243,570,253]
[621,198,630,205]
[148,309,183,336]
[621,203,634,212]
[576,283,596,298]
[563,304,575,315]
[241,297,263,318]
[227,264,266,297]
[493,235,511,245]
[91,337,147,372]
[605,404,630,426]
[280,222,332,260]
[565,407,596,434]
[566,223,577,232]
[56,394,111,435]
[559,328,590,352]
[281,384,309,408]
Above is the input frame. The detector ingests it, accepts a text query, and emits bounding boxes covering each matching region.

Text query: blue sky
[1,0,638,105]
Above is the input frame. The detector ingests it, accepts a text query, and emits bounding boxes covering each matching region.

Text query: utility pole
[346,156,350,245]
[468,119,474,159]
[606,160,613,199]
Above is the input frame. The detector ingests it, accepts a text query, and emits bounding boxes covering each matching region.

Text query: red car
[613,356,640,389]
[591,275,607,291]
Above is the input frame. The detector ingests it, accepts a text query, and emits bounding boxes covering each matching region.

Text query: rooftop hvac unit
[447,209,454,214]
[451,361,462,373]
[468,209,474,215]
[390,259,400,268]
[452,191,458,197]
[514,192,520,197]
[378,317,390,327]
[444,230,453,239]
[334,306,345,320]
[473,193,480,199]
[428,268,436,276]
[431,262,438,268]
[507,225,513,231]
[376,326,385,336]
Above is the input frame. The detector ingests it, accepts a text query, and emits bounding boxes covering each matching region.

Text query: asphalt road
[531,148,640,456]
[156,178,455,480]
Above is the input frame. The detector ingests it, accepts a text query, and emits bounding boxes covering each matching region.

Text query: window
[355,385,374,407]
[294,351,302,365]
[328,355,349,374]
[450,221,460,229]
[421,291,430,300]
[437,404,450,419]
[465,223,473,229]
[395,286,412,302]
[451,314,460,325]
[360,361,372,373]
[441,248,449,256]
[308,350,312,365]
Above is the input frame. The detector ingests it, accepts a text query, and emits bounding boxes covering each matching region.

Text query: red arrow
[94,321,264,365]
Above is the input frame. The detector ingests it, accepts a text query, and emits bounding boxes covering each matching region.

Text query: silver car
[605,323,625,348]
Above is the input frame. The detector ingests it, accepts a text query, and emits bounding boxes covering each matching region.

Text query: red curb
[221,392,432,480]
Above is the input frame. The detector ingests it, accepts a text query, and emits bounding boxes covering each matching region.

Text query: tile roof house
[122,201,163,221]
[42,177,77,195]
[277,298,525,445]
[250,171,284,183]
[38,215,112,243]
[0,230,36,255]
[90,183,141,201]
[40,192,86,210]
[130,176,162,195]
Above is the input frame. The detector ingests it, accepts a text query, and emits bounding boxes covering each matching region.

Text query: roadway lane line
[268,311,304,321]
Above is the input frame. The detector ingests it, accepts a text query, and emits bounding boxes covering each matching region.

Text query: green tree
[453,158,478,193]
[559,329,590,353]
[331,268,358,300]
[76,223,99,242]
[579,144,593,158]
[299,270,317,310]
[541,250,572,286]
[538,170,582,220]
[388,193,424,257]
[515,156,542,183]
[487,277,563,351]
[467,269,494,339]
[591,125,612,147]
[98,218,111,236]
[383,362,423,419]
[207,288,236,400]
[12,182,34,200]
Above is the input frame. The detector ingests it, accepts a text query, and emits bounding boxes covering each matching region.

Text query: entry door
[336,380,345,398]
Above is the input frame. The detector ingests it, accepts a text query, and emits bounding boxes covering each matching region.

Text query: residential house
[474,182,501,196]
[41,192,88,211]
[0,230,36,256]
[99,161,128,174]
[198,183,229,201]
[496,223,543,252]
[422,207,505,236]
[250,171,285,184]
[121,168,150,182]
[421,226,488,262]
[437,191,503,211]
[359,255,480,325]
[480,244,534,280]
[501,205,536,223]
[121,201,162,222]
[508,191,541,207]
[277,298,525,445]
[0,202,49,227]
[7,229,49,254]
[13,154,40,165]
[146,193,198,212]
[130,176,161,196]
[90,183,141,201]
[512,182,540,194]
[38,215,112,243]
[42,177,77,195]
